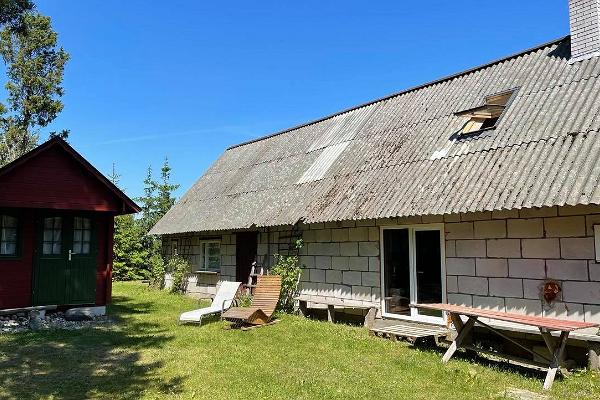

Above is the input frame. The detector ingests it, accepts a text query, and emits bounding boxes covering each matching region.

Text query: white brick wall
[446,205,600,332]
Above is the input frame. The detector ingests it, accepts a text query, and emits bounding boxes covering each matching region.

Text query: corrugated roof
[151,36,600,235]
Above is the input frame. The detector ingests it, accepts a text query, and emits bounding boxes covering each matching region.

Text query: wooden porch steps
[369,319,450,343]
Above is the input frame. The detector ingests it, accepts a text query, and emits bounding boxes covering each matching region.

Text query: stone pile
[0,310,111,333]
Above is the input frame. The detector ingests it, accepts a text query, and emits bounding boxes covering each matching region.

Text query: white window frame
[379,223,446,325]
[196,240,221,272]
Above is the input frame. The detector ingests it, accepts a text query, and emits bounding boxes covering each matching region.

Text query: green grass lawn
[0,282,599,399]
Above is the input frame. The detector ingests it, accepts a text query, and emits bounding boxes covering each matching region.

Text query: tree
[0,11,69,166]
[156,158,179,216]
[0,0,33,26]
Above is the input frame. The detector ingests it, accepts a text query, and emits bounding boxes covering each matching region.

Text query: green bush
[270,239,304,312]
[148,253,166,289]
[166,255,191,294]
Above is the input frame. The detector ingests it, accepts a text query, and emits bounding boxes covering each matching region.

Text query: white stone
[590,262,600,281]
[445,222,474,240]
[342,271,362,286]
[331,228,349,242]
[358,241,379,257]
[492,209,519,219]
[348,257,369,271]
[361,272,380,287]
[368,227,379,241]
[307,242,340,256]
[457,276,488,295]
[562,281,600,303]
[544,216,586,238]
[560,237,595,259]
[348,227,369,242]
[584,304,600,325]
[519,207,557,218]
[331,257,349,270]
[447,293,472,306]
[325,270,342,284]
[351,286,372,301]
[314,229,332,242]
[523,279,543,300]
[508,259,546,279]
[543,302,584,320]
[522,238,560,259]
[315,256,332,270]
[339,242,358,257]
[507,218,544,238]
[455,240,486,257]
[489,278,523,298]
[445,240,456,257]
[310,269,325,283]
[474,220,506,239]
[476,258,508,277]
[447,275,458,293]
[446,258,475,275]
[505,298,542,316]
[460,211,491,221]
[546,259,588,281]
[472,295,505,311]
[300,256,315,269]
[368,257,380,272]
[486,239,521,258]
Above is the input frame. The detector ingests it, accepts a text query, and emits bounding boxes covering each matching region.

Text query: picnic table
[415,303,600,390]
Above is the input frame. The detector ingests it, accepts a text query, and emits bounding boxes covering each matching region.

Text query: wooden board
[370,323,449,342]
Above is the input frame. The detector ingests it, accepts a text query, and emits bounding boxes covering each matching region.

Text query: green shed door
[33,215,97,306]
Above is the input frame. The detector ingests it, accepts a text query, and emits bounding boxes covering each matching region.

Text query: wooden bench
[415,303,600,390]
[295,295,377,327]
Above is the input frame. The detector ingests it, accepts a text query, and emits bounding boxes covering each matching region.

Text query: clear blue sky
[24,0,569,199]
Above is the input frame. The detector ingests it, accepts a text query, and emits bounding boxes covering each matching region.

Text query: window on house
[455,89,516,134]
[195,240,221,272]
[0,215,18,256]
[43,217,62,255]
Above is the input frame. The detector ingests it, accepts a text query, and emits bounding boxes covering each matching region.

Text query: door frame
[379,223,446,324]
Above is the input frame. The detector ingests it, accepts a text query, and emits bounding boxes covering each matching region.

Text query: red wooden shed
[0,137,139,310]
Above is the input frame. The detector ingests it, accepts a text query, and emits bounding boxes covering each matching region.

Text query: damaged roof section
[151,37,600,235]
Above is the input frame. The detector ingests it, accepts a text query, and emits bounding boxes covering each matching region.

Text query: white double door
[380,224,446,323]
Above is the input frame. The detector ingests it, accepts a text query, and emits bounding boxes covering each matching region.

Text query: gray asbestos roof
[151,37,600,235]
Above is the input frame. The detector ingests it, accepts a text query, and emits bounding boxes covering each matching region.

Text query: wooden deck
[369,319,450,343]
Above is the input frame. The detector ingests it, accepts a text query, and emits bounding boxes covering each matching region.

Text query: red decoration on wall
[543,281,561,303]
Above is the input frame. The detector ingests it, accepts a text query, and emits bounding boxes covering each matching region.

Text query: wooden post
[442,315,476,363]
[543,331,569,390]
[298,300,308,317]
[327,305,335,323]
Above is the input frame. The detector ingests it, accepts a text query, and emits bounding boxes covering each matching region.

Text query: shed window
[455,89,515,134]
[195,240,221,272]
[0,215,18,256]
[42,217,62,255]
[73,217,92,255]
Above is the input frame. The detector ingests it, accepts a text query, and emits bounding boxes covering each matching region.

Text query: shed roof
[151,36,600,234]
[0,137,140,214]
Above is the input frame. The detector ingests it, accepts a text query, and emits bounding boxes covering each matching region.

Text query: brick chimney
[569,0,600,62]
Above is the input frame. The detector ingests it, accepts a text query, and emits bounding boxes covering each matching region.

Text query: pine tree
[0,10,69,166]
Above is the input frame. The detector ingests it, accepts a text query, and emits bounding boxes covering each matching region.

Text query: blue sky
[17,1,570,199]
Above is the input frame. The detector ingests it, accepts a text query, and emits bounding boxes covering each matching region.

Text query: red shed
[0,137,139,311]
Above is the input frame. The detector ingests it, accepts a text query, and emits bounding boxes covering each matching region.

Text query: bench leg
[327,305,335,323]
[543,331,569,390]
[442,315,476,363]
[298,300,308,317]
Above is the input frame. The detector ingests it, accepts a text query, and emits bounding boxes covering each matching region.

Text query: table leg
[327,305,335,323]
[298,300,308,317]
[442,314,476,363]
[543,331,569,390]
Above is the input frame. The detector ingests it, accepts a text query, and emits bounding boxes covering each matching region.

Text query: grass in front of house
[0,282,598,399]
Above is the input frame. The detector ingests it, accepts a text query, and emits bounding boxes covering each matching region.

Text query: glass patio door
[381,225,445,322]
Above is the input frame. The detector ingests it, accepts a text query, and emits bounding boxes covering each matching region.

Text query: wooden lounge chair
[179,281,242,325]
[222,275,282,327]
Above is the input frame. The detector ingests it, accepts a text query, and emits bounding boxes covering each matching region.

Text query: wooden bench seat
[295,295,376,326]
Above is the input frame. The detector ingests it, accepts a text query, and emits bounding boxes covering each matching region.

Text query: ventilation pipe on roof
[569,0,600,62]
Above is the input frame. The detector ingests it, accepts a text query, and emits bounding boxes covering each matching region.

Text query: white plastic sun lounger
[179,281,242,325]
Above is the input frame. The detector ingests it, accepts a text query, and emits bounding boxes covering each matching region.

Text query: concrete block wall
[445,205,600,335]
